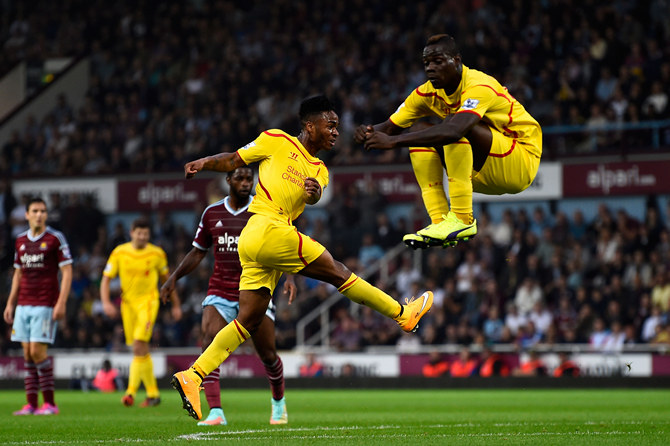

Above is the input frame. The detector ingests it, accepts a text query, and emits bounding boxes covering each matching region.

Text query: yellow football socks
[194,319,250,377]
[443,141,473,220]
[338,273,402,318]
[137,354,159,398]
[409,147,449,223]
[126,356,142,396]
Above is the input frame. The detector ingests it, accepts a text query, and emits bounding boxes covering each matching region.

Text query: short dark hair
[25,197,46,211]
[227,166,254,179]
[131,218,151,230]
[425,34,459,57]
[299,95,335,126]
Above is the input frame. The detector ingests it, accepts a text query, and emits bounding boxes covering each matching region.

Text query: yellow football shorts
[470,129,541,195]
[239,214,326,293]
[120,298,159,345]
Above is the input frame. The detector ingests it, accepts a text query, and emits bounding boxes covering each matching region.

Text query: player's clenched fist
[303,177,322,205]
[184,159,205,178]
[353,124,374,144]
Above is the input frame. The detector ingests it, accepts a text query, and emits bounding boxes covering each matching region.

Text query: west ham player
[160,167,294,425]
[3,197,72,415]
[171,95,433,421]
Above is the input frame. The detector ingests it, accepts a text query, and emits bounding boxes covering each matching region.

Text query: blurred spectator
[589,318,610,350]
[512,350,547,377]
[642,81,668,119]
[514,277,543,317]
[552,351,580,378]
[516,321,543,350]
[299,353,324,377]
[601,320,626,352]
[528,301,554,335]
[651,323,670,345]
[422,350,449,378]
[478,347,510,377]
[456,250,481,295]
[340,363,356,378]
[482,306,504,343]
[395,254,421,297]
[641,305,665,342]
[651,270,670,312]
[450,347,478,378]
[504,302,527,337]
[9,194,29,238]
[358,233,385,268]
[91,359,123,393]
[331,312,363,352]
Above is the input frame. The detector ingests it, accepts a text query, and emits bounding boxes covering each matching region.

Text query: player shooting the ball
[171,95,433,421]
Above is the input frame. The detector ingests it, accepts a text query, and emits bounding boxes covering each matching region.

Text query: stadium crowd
[1,1,670,355]
[2,0,670,178]
[1,185,670,355]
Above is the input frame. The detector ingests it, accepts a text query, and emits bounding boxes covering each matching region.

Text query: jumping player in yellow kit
[171,95,433,421]
[356,34,542,249]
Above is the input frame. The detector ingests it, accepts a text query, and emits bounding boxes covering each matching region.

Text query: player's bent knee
[237,311,267,333]
[201,335,215,349]
[259,350,278,365]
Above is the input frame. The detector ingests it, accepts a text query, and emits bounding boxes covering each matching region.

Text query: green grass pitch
[1,388,669,445]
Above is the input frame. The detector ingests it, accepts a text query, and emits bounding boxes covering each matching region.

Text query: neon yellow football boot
[417,212,477,247]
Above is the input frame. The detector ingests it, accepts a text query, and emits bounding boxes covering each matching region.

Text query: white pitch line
[4,421,657,445]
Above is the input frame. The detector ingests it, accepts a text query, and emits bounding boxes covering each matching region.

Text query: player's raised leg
[299,249,433,332]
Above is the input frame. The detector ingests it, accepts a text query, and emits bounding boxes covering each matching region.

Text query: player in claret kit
[161,167,294,425]
[3,197,73,415]
[171,95,433,421]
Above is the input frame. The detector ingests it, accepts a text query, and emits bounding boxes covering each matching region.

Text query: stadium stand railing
[542,120,670,159]
[296,242,421,347]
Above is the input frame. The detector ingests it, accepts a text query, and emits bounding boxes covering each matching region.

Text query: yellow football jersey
[389,65,542,158]
[102,242,168,302]
[237,129,329,223]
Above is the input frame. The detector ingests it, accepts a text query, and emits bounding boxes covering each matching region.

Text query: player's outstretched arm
[184,152,246,179]
[353,120,402,144]
[367,112,480,150]
[159,247,207,303]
